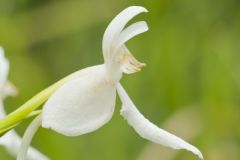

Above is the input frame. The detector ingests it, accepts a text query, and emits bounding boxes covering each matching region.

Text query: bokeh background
[0,0,240,159]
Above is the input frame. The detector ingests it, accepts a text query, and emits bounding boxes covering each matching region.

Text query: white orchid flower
[17,6,203,160]
[0,47,49,160]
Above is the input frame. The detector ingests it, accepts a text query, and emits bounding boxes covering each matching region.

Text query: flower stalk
[0,110,42,136]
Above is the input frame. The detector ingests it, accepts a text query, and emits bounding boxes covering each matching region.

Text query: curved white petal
[110,21,148,74]
[114,21,148,52]
[116,83,203,159]
[17,115,48,160]
[102,6,148,63]
[42,65,116,136]
[0,47,9,91]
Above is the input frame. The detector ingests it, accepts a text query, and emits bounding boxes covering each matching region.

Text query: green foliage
[0,0,240,159]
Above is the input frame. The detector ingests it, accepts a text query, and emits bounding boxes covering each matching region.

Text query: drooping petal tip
[197,150,204,159]
[116,83,204,159]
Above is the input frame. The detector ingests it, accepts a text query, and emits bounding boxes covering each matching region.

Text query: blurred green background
[0,0,240,160]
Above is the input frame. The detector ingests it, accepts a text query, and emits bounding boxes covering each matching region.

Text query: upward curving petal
[42,65,117,136]
[17,115,48,160]
[114,21,148,52]
[102,6,148,63]
[112,21,148,74]
[0,47,9,91]
[116,83,203,159]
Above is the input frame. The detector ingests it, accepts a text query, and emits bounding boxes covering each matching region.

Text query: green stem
[0,70,79,132]
[26,110,42,119]
[0,110,42,136]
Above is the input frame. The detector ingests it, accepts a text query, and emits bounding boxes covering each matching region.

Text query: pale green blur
[0,0,239,160]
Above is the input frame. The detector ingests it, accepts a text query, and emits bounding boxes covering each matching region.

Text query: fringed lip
[118,46,146,74]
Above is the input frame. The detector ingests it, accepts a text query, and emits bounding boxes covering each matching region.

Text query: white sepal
[111,21,148,74]
[114,21,148,52]
[102,6,148,64]
[16,115,48,160]
[42,65,117,136]
[116,83,203,159]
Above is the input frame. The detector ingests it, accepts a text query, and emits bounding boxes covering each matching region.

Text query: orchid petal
[42,65,116,136]
[112,21,148,74]
[0,47,9,91]
[113,21,148,73]
[17,115,48,160]
[102,6,148,63]
[116,83,203,159]
[114,21,148,51]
